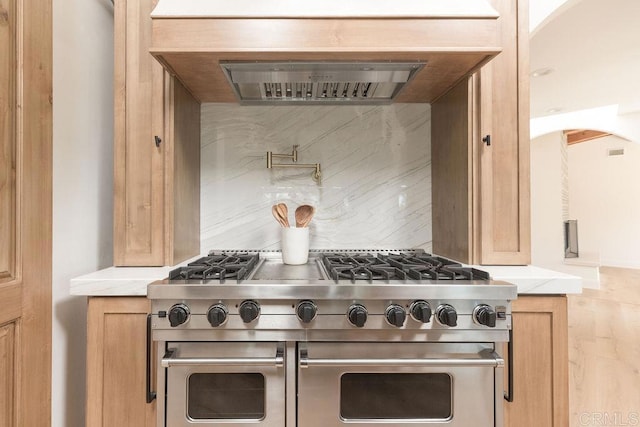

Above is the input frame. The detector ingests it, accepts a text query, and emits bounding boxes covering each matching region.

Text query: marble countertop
[70,256,582,297]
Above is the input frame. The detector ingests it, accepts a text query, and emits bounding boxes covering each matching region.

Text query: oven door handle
[299,349,504,368]
[161,344,285,368]
[146,314,156,403]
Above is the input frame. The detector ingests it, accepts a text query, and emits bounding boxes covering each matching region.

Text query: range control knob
[207,304,228,327]
[474,304,497,328]
[436,304,458,327]
[347,304,368,328]
[410,300,432,323]
[168,303,190,327]
[385,304,406,327]
[239,300,260,323]
[296,300,318,323]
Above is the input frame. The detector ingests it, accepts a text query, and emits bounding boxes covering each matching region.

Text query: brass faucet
[267,145,321,182]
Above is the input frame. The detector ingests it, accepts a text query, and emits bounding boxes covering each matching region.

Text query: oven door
[298,342,504,427]
[162,341,286,427]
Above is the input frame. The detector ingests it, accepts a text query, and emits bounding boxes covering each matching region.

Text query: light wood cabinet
[432,0,531,265]
[506,296,569,427]
[1,0,52,424]
[0,0,16,285]
[0,322,16,427]
[86,297,156,427]
[113,0,200,267]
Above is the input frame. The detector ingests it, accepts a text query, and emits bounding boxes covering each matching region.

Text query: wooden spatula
[295,205,315,228]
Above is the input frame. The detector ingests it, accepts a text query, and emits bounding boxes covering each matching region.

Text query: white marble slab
[200,104,433,253]
[70,261,582,296]
[70,267,170,296]
[479,265,582,295]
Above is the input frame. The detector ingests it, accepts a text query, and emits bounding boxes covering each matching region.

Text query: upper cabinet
[113,0,200,266]
[476,0,531,264]
[432,0,531,265]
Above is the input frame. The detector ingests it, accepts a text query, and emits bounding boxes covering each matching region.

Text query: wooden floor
[568,267,640,426]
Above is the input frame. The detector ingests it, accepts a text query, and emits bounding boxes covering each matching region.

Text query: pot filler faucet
[267,145,322,182]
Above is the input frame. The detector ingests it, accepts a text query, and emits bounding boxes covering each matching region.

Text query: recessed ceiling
[530,0,640,118]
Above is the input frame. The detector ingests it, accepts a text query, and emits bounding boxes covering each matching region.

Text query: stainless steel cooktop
[148,249,516,300]
[148,249,516,342]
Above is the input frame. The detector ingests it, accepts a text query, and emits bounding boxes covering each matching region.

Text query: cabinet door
[114,0,166,266]
[432,0,530,265]
[0,323,16,427]
[476,0,531,264]
[0,0,52,425]
[86,297,156,427]
[113,0,200,267]
[505,296,569,427]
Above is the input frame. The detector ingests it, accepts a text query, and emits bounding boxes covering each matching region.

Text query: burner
[329,265,408,282]
[324,254,386,268]
[383,254,459,270]
[320,251,490,283]
[322,253,410,282]
[168,252,260,282]
[441,266,490,281]
[405,266,441,280]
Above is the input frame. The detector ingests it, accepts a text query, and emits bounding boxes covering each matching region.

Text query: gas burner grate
[324,255,388,268]
[168,252,260,282]
[405,266,441,280]
[330,265,408,282]
[441,266,490,281]
[320,250,490,283]
[322,253,409,282]
[384,254,458,270]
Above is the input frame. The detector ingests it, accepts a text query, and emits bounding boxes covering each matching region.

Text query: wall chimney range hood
[150,0,502,105]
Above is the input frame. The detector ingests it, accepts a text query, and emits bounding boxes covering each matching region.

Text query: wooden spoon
[272,205,287,227]
[295,205,315,228]
[276,203,290,227]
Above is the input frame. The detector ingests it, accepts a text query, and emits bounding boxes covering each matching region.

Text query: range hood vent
[221,62,424,105]
[151,0,502,104]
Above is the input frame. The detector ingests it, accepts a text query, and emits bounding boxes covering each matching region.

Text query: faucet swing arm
[266,145,321,182]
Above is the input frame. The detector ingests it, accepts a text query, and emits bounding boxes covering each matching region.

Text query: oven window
[340,373,452,420]
[187,373,265,420]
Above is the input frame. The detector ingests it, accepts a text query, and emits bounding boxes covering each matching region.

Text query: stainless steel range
[147,249,516,427]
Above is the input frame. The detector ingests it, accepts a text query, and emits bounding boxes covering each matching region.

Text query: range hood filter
[221,62,425,105]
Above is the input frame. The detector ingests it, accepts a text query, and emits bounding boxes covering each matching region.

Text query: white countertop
[70,256,582,297]
[152,0,499,19]
[476,265,582,295]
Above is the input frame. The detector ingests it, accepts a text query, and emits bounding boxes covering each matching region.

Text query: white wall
[530,131,602,287]
[530,132,566,268]
[53,1,113,426]
[568,135,640,268]
[529,0,584,35]
[531,130,640,286]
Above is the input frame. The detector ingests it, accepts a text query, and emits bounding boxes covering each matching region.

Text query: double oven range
[147,249,516,427]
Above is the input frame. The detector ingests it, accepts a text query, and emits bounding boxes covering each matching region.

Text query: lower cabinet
[506,296,569,427]
[85,296,568,427]
[87,297,156,427]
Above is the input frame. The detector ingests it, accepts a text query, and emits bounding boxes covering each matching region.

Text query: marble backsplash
[200,103,432,252]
